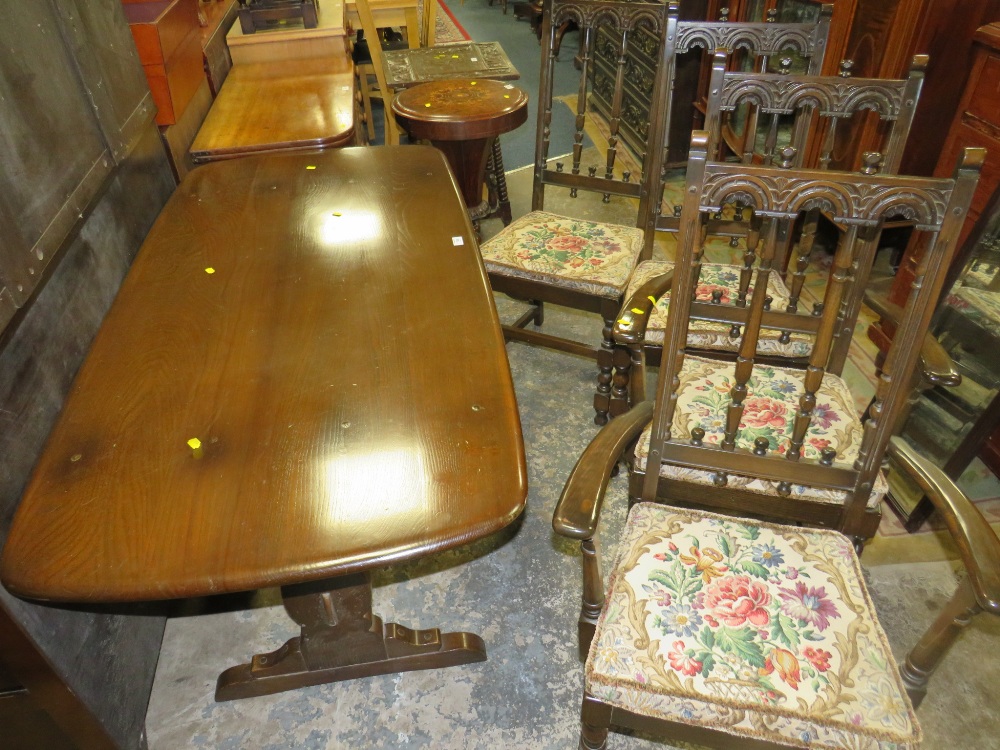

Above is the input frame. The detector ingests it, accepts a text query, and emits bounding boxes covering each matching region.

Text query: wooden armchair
[620,132,979,546]
[482,3,834,425]
[605,53,929,424]
[553,407,1000,748]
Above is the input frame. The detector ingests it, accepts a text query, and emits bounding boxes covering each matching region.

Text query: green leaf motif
[802,629,824,642]
[737,525,761,541]
[770,612,800,650]
[647,570,681,595]
[700,626,715,650]
[698,652,716,676]
[717,534,732,558]
[739,560,772,580]
[715,627,766,669]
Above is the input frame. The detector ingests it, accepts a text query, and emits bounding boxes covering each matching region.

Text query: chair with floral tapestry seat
[478,0,676,425]
[482,5,835,426]
[552,434,1000,750]
[602,53,929,423]
[583,129,981,552]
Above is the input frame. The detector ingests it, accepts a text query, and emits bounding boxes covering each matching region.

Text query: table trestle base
[215,572,487,701]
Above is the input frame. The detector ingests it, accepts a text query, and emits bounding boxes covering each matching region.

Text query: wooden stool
[190,55,356,162]
[392,79,528,225]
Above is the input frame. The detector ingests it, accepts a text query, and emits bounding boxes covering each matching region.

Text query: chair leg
[593,301,619,425]
[579,538,604,660]
[608,345,632,419]
[358,67,376,142]
[900,575,981,708]
[580,692,612,750]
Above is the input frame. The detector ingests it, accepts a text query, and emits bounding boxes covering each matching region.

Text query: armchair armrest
[887,437,1000,615]
[863,286,960,387]
[613,270,674,346]
[553,401,654,540]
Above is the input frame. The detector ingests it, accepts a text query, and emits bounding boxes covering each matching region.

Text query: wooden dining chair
[605,131,982,547]
[482,3,834,426]
[553,426,1000,749]
[352,0,408,145]
[603,53,929,424]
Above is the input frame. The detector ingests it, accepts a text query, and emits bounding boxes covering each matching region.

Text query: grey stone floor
[145,166,1000,749]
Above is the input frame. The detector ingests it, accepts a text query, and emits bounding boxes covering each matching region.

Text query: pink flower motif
[668,542,679,553]
[588,258,603,265]
[803,646,832,672]
[742,396,788,430]
[695,283,733,303]
[667,641,703,676]
[779,581,840,631]
[808,437,831,451]
[784,567,799,580]
[545,235,589,253]
[701,575,772,628]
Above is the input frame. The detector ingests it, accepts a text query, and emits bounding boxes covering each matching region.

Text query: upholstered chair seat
[586,502,920,749]
[631,355,887,508]
[625,260,813,356]
[481,211,645,299]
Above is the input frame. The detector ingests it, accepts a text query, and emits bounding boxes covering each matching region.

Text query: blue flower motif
[752,543,785,568]
[772,379,797,394]
[657,603,703,637]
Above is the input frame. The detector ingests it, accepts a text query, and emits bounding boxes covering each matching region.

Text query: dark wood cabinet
[590,0,709,166]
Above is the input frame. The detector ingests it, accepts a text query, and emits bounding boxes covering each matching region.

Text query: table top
[383,41,519,89]
[392,79,529,141]
[190,55,356,162]
[1,146,527,603]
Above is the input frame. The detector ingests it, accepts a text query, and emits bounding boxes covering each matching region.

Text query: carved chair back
[531,0,677,260]
[532,1,831,260]
[640,131,982,538]
[700,51,928,305]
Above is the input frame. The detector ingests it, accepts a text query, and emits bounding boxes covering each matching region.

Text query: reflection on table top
[1,146,526,603]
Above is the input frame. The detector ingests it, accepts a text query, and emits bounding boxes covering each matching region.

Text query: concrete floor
[144,158,1000,750]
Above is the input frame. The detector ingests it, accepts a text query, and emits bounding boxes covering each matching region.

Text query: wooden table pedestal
[392,79,528,225]
[216,572,486,700]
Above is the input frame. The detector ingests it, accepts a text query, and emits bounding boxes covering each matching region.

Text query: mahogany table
[392,79,528,224]
[0,146,527,701]
[190,55,356,162]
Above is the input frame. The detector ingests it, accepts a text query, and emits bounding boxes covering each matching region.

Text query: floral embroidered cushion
[480,211,645,299]
[632,355,887,508]
[587,503,920,749]
[622,260,813,357]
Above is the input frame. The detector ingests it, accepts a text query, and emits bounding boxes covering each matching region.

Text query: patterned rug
[435,0,469,43]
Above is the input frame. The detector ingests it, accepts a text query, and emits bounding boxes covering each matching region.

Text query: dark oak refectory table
[0,146,527,701]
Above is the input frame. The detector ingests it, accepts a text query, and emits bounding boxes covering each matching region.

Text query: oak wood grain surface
[190,55,355,162]
[1,146,526,603]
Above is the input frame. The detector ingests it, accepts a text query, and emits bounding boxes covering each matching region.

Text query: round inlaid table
[391,78,529,222]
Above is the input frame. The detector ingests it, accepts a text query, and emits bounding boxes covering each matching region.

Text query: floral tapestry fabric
[479,211,644,299]
[586,503,920,749]
[632,355,887,508]
[623,260,813,357]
